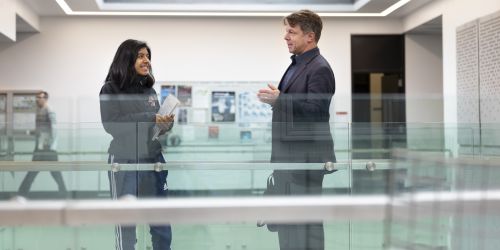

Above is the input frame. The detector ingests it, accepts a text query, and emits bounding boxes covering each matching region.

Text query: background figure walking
[18,91,66,197]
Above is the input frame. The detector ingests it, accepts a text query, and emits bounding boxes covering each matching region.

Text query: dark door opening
[351,35,406,159]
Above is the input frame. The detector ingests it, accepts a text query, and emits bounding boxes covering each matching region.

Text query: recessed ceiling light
[55,0,411,17]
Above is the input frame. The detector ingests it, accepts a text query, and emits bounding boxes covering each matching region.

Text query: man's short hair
[37,91,49,99]
[284,10,323,43]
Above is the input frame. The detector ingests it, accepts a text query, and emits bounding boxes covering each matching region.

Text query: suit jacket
[271,47,336,183]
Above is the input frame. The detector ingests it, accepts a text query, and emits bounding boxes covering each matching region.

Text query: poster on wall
[238,91,272,124]
[192,87,210,109]
[12,95,36,112]
[12,94,37,131]
[177,85,192,107]
[160,85,176,103]
[208,125,219,139]
[178,108,188,124]
[211,91,236,122]
[240,130,252,142]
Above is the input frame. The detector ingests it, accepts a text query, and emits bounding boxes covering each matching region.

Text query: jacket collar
[281,47,320,92]
[293,47,320,66]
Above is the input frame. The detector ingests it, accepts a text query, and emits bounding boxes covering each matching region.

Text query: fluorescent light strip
[352,0,371,11]
[56,0,409,17]
[380,0,411,16]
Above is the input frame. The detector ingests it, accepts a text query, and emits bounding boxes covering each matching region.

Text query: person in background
[257,9,336,250]
[99,39,174,250]
[18,91,67,197]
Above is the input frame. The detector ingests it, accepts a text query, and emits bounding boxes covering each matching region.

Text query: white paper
[152,94,180,141]
[158,94,180,116]
[192,109,207,123]
[192,88,210,108]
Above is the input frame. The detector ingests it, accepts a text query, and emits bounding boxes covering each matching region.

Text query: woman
[99,39,174,250]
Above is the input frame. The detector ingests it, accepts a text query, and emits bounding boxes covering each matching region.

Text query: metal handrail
[2,190,500,226]
[0,195,390,226]
[0,160,393,171]
[392,148,500,167]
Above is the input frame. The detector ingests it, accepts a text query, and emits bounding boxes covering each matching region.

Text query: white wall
[404,0,500,125]
[0,16,403,123]
[405,34,443,123]
[405,34,444,151]
[403,0,500,153]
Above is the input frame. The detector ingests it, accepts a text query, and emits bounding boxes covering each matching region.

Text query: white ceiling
[21,0,435,17]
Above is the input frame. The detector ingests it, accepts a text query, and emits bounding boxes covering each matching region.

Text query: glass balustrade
[0,121,498,250]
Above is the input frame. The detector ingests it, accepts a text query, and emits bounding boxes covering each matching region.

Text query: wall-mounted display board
[12,94,37,131]
[211,91,236,122]
[0,90,40,160]
[177,85,192,107]
[238,91,273,123]
[156,81,273,125]
[160,85,176,103]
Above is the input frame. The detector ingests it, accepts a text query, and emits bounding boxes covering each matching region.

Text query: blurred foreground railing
[2,150,500,250]
[2,190,500,227]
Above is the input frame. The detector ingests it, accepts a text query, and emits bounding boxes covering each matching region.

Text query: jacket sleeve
[291,65,335,122]
[275,64,335,141]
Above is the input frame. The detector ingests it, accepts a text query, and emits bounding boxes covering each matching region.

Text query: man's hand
[257,84,280,105]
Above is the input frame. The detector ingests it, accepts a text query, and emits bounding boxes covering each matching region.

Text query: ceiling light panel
[56,0,411,16]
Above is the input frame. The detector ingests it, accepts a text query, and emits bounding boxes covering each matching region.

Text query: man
[18,91,66,197]
[258,9,336,250]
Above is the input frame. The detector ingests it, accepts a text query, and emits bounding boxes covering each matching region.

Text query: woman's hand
[156,114,175,132]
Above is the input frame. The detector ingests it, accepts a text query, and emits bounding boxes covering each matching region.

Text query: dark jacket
[99,76,164,162]
[271,47,336,182]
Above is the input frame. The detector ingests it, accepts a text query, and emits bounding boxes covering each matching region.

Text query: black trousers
[18,150,66,196]
[108,155,172,250]
[272,170,325,250]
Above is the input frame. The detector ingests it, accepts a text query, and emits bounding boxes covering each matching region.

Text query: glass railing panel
[6,151,500,250]
[0,121,347,200]
[3,122,498,250]
[351,122,405,159]
[351,122,474,160]
[477,124,500,157]
[129,121,346,199]
[2,122,474,202]
[0,121,351,250]
[1,221,384,250]
[347,160,393,250]
[55,122,111,162]
[387,149,500,250]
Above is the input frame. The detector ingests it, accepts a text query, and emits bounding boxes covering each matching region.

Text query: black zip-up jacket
[99,76,169,161]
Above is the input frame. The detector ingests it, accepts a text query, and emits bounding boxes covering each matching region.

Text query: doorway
[351,35,406,159]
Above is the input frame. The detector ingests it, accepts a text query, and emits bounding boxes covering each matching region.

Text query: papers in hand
[152,94,180,141]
